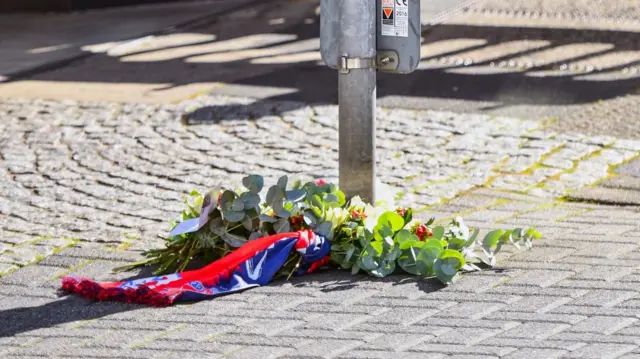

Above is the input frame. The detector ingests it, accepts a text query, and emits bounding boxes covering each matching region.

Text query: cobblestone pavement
[1,95,640,358]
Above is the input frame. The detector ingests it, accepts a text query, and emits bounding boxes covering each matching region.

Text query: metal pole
[338,0,377,204]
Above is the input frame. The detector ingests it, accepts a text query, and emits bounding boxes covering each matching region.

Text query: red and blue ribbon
[61,230,330,306]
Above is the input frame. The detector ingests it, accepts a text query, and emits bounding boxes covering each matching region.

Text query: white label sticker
[382,0,408,37]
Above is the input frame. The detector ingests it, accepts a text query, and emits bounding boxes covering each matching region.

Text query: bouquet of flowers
[115,174,540,285]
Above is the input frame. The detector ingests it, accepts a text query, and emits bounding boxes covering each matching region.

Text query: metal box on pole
[320,0,421,203]
[321,0,421,75]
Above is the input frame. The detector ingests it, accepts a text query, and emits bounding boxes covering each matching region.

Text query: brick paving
[1,95,640,358]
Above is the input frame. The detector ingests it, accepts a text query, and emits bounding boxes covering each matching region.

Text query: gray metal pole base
[337,0,377,204]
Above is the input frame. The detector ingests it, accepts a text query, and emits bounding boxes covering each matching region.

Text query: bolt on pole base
[337,0,377,204]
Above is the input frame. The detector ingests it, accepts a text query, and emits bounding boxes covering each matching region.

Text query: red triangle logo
[383,8,393,18]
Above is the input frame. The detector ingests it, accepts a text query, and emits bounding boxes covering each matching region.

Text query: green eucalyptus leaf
[432,226,445,240]
[242,175,264,193]
[358,234,370,248]
[360,253,379,270]
[303,212,318,227]
[340,261,353,270]
[312,194,324,209]
[220,190,235,207]
[383,236,394,250]
[512,228,522,241]
[221,232,248,248]
[398,245,422,275]
[483,229,505,252]
[370,260,396,277]
[283,201,294,212]
[286,189,306,202]
[275,208,291,218]
[351,263,360,275]
[345,246,356,262]
[311,205,323,219]
[231,199,245,212]
[447,238,468,251]
[259,214,278,223]
[374,225,394,242]
[315,221,333,238]
[420,239,444,261]
[323,193,339,205]
[378,212,404,232]
[434,250,465,284]
[335,190,346,207]
[416,257,434,276]
[242,215,253,231]
[402,208,413,224]
[275,218,291,233]
[438,249,466,263]
[499,230,513,244]
[277,175,288,189]
[395,229,412,244]
[527,228,542,240]
[370,241,384,256]
[223,210,245,223]
[249,231,262,240]
[387,244,401,261]
[415,240,443,276]
[240,192,260,209]
[467,228,480,247]
[266,186,277,205]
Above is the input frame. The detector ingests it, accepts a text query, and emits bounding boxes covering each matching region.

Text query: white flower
[349,195,366,210]
[326,207,349,229]
[363,204,384,232]
[374,181,397,210]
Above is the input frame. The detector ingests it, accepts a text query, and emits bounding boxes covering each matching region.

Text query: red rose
[397,208,407,217]
[315,179,326,186]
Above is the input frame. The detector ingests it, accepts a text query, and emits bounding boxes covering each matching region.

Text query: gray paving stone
[617,158,640,178]
[571,290,638,307]
[497,322,571,340]
[480,338,587,351]
[549,332,639,345]
[0,263,18,276]
[567,187,640,206]
[504,348,567,359]
[507,270,576,287]
[563,344,638,359]
[286,339,364,358]
[0,265,65,287]
[568,316,638,335]
[336,350,447,359]
[409,343,517,356]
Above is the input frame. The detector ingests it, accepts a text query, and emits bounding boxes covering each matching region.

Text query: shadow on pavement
[287,269,447,293]
[0,266,162,338]
[13,0,639,115]
[0,296,143,338]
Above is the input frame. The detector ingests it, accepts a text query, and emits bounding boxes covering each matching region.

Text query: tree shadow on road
[13,0,639,121]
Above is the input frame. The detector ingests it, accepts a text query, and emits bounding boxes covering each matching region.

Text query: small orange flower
[351,209,367,220]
